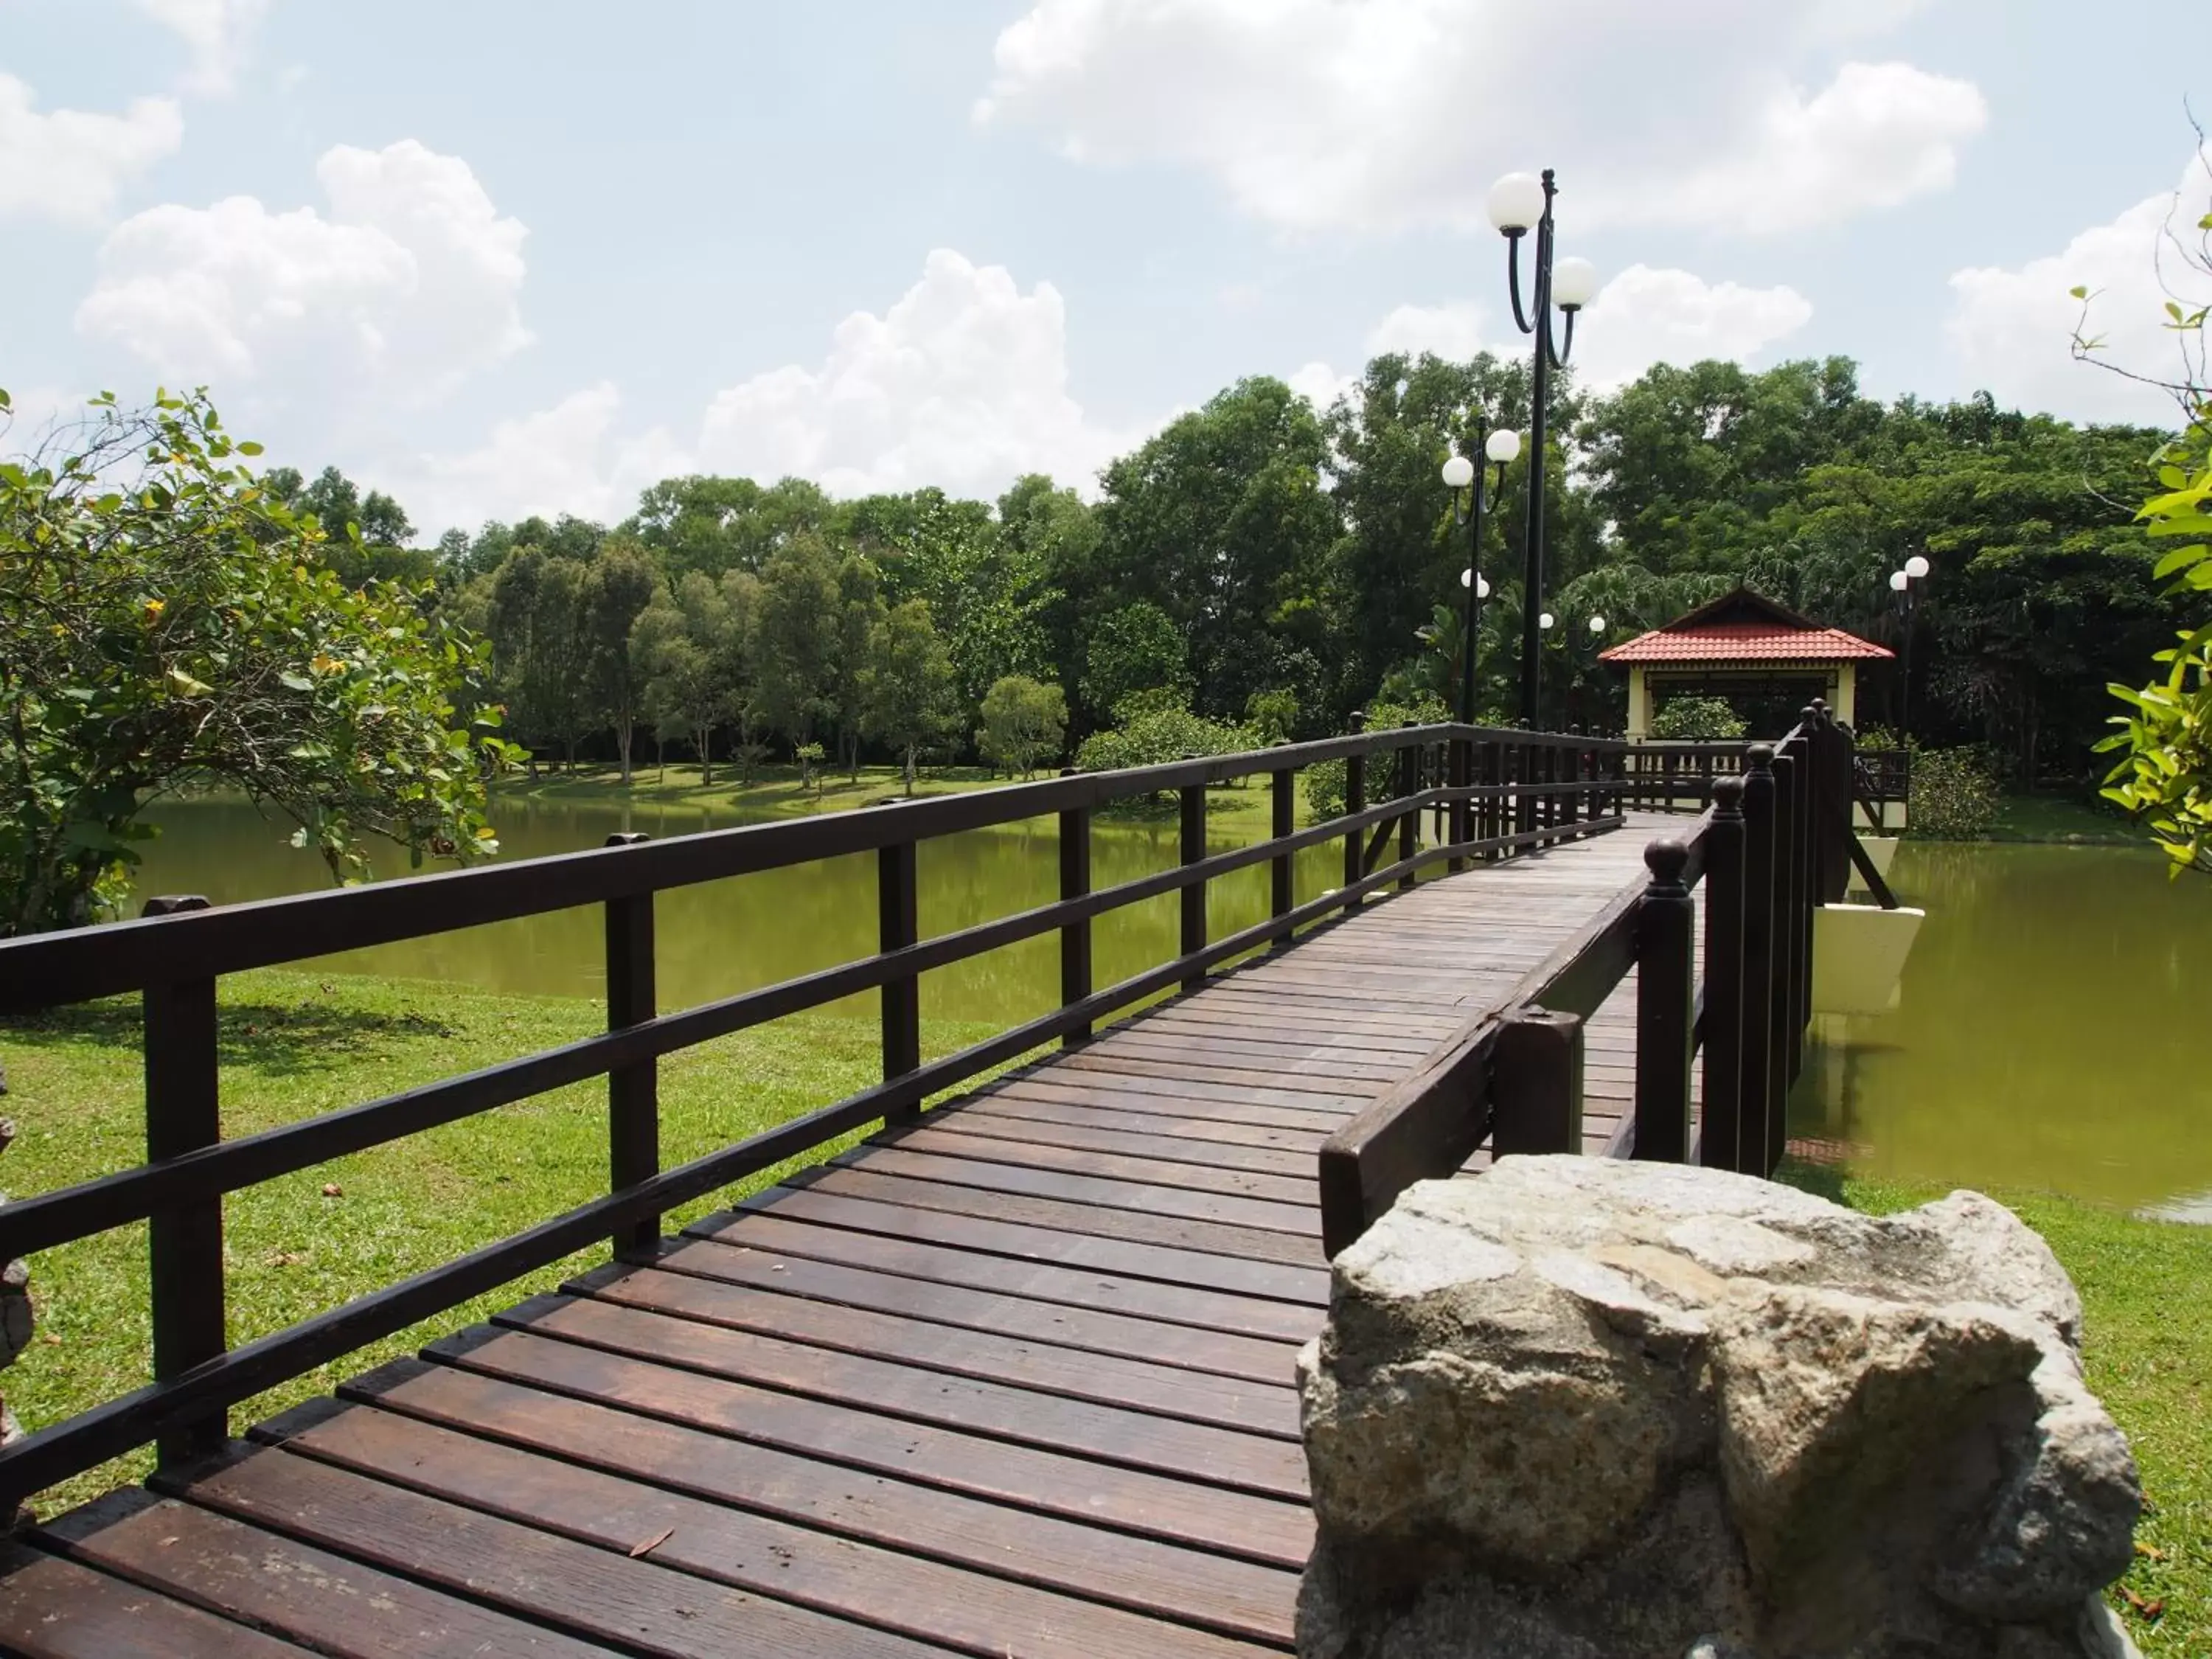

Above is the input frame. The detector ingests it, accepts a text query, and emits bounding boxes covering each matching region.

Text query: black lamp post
[1441,422,1521,724]
[1486,169,1599,728]
[1888,553,1931,734]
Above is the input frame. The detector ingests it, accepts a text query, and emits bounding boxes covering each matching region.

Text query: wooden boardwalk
[0,821,1681,1659]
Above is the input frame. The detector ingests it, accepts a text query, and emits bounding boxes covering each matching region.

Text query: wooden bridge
[0,714,1861,1657]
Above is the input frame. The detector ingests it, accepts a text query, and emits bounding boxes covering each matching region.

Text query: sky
[1,0,2206,538]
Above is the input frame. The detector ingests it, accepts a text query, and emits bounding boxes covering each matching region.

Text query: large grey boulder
[1298,1157,2141,1659]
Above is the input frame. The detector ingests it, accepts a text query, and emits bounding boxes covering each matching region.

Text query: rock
[1297,1156,2141,1659]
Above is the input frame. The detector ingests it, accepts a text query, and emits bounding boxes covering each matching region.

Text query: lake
[1790,841,2212,1217]
[125,796,2212,1215]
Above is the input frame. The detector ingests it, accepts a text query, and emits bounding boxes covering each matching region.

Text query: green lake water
[125,798,2212,1216]
[1790,841,2212,1218]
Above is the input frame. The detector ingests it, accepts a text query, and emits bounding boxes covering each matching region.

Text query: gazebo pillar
[1626,667,1652,739]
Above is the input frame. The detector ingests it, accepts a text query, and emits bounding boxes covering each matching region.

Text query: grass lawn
[499,758,1295,837]
[0,970,1005,1520]
[1778,1161,2210,1655]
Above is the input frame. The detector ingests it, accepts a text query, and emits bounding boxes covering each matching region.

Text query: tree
[1245,688,1298,745]
[830,554,887,778]
[976,675,1068,777]
[488,547,594,771]
[1649,695,1748,741]
[754,536,842,761]
[1080,601,1187,720]
[585,538,661,785]
[863,600,959,793]
[0,387,515,934]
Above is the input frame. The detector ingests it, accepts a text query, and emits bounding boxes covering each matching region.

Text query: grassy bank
[1778,1161,2208,1655]
[498,759,1293,835]
[1986,791,2149,846]
[0,970,1004,1518]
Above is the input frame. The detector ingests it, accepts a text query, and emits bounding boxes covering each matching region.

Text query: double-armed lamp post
[1441,424,1521,723]
[1888,552,1931,734]
[1484,169,1599,727]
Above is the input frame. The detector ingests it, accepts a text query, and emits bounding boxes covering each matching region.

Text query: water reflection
[1790,842,2212,1213]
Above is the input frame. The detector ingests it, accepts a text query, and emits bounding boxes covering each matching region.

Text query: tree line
[282,350,2192,789]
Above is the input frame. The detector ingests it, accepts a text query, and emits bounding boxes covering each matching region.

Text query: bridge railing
[1320,704,1862,1256]
[0,718,1627,1511]
[1625,735,1908,827]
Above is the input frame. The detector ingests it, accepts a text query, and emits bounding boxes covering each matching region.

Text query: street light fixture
[1488,167,1600,728]
[1890,555,1932,734]
[1441,422,1520,723]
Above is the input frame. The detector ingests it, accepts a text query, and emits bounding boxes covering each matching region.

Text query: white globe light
[1540,611,1556,630]
[1551,255,1599,310]
[1889,571,1910,591]
[1485,428,1522,464]
[1588,614,1606,633]
[1905,554,1931,579]
[1486,172,1544,234]
[1460,567,1474,588]
[1441,453,1475,490]
[1477,574,1491,599]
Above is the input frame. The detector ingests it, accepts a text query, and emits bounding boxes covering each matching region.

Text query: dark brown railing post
[1395,740,1418,889]
[1491,1009,1584,1155]
[1700,778,1747,1173]
[1481,740,1502,855]
[602,834,659,1255]
[1180,782,1208,988]
[1768,743,1799,1160]
[141,894,225,1467]
[1343,712,1366,911]
[1633,839,1696,1163]
[1270,759,1296,945]
[1739,745,1778,1175]
[1559,740,1581,835]
[879,835,921,1119]
[1447,736,1470,873]
[1791,712,1819,1079]
[1058,796,1092,1044]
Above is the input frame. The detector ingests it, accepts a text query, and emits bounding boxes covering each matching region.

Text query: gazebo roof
[1599,587,1893,666]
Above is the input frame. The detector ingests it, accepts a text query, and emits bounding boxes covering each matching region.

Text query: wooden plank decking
[0,820,1681,1659]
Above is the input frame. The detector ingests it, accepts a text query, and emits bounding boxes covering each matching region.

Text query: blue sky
[2,0,2205,535]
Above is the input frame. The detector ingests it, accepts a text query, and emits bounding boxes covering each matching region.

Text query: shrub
[1303,695,1449,821]
[1908,746,2001,840]
[1649,695,1747,741]
[1074,705,1257,777]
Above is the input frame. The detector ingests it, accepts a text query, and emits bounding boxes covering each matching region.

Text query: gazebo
[1599,588,1893,740]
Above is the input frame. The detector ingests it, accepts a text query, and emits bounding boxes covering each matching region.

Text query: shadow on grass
[1773,1155,1849,1205]
[0,999,457,1076]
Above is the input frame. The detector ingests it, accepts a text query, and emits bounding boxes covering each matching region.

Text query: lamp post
[1487,168,1600,729]
[1888,552,1930,734]
[1442,425,1521,723]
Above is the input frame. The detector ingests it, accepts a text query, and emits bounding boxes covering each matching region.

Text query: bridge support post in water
[1492,1008,1585,1155]
[142,893,226,1469]
[1059,801,1091,1045]
[1699,778,1747,1173]
[602,833,660,1253]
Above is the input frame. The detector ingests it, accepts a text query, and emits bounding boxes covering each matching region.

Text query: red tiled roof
[1600,622,1893,664]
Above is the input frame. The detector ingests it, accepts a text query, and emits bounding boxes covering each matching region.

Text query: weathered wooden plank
[839,1147,1321,1237]
[487,1296,1310,1500]
[310,1366,1302,1646]
[423,1327,1316,1566]
[950,1094,1335,1154]
[0,1537,311,1659]
[920,1109,1320,1178]
[871,1128,1319,1207]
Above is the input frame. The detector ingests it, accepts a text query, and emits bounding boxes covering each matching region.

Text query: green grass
[0,970,1004,1520]
[1986,791,2149,846]
[500,759,1293,836]
[1778,1161,2210,1655]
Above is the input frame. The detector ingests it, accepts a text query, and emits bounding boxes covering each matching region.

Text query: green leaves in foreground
[2099,406,2212,876]
[0,386,523,934]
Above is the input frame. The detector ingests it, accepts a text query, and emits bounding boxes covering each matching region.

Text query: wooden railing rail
[1318,704,1857,1258]
[0,717,1623,1511]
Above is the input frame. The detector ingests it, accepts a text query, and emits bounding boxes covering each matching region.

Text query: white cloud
[695,247,1138,498]
[376,249,1151,538]
[975,0,1984,234]
[1287,361,1361,412]
[1367,301,1486,361]
[77,139,530,401]
[1571,265,1815,389]
[136,0,274,97]
[0,73,181,223]
[1946,153,2212,425]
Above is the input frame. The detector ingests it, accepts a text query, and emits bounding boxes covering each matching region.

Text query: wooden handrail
[0,718,1627,1510]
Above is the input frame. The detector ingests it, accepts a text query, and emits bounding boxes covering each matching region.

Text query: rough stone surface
[1297,1156,2142,1659]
